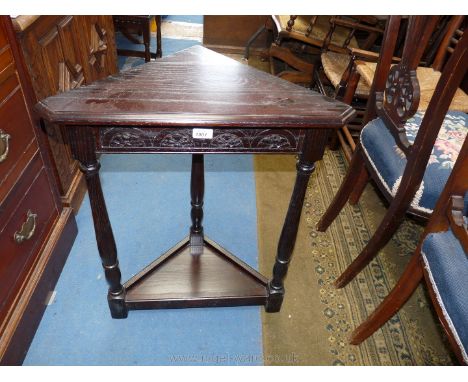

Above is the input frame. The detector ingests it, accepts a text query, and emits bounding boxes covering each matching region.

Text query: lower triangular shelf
[123,236,269,310]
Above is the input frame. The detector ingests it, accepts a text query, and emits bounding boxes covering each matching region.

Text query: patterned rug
[255,150,456,365]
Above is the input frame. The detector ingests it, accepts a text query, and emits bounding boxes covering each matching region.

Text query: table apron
[95,126,307,154]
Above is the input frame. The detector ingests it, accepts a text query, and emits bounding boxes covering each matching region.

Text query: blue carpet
[116,35,201,70]
[24,154,263,365]
[163,15,204,24]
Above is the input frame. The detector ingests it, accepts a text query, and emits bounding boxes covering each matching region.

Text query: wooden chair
[337,16,468,160]
[350,131,468,365]
[317,16,468,289]
[268,16,384,86]
[113,15,162,62]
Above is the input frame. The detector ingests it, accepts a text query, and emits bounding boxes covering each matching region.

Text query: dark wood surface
[35,45,354,128]
[125,237,269,310]
[0,16,77,365]
[37,45,354,317]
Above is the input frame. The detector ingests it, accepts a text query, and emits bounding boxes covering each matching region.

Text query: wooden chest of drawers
[11,16,118,213]
[0,16,77,365]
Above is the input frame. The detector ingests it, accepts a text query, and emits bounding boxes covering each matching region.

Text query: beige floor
[254,151,455,365]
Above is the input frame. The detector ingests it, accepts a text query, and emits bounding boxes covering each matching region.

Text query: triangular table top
[35,45,354,128]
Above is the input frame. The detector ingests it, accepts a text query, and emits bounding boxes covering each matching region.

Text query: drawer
[0,164,58,320]
[0,74,38,195]
[0,20,7,51]
[0,46,13,75]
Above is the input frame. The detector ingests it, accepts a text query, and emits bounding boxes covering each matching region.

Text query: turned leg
[155,16,162,58]
[266,129,329,312]
[68,126,127,319]
[143,19,151,62]
[190,154,204,255]
[350,253,423,344]
[317,145,367,232]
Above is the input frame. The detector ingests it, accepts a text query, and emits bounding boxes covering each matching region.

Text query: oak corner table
[35,45,355,319]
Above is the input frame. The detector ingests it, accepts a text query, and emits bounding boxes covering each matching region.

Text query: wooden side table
[35,46,355,318]
[113,15,162,62]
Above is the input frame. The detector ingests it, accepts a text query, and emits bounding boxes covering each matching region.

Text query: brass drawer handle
[14,210,37,244]
[0,129,11,163]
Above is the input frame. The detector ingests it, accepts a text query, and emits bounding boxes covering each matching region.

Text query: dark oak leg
[316,145,367,232]
[190,154,204,255]
[350,253,423,344]
[155,16,162,58]
[143,19,151,62]
[68,126,127,319]
[266,129,329,312]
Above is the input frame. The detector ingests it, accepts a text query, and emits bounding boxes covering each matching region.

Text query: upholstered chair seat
[360,111,468,215]
[421,229,468,364]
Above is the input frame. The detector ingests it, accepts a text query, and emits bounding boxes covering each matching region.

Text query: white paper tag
[192,128,213,139]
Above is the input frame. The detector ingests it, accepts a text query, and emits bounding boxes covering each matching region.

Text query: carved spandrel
[98,128,305,153]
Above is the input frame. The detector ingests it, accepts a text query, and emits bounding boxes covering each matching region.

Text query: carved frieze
[98,128,305,153]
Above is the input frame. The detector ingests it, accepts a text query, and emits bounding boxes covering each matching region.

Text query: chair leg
[349,165,369,205]
[155,16,162,58]
[316,145,367,232]
[143,20,151,62]
[334,193,411,289]
[349,253,423,344]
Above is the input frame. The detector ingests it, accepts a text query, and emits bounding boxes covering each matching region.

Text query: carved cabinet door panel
[18,16,88,206]
[15,15,118,211]
[55,16,85,92]
[78,15,118,83]
[25,16,85,98]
